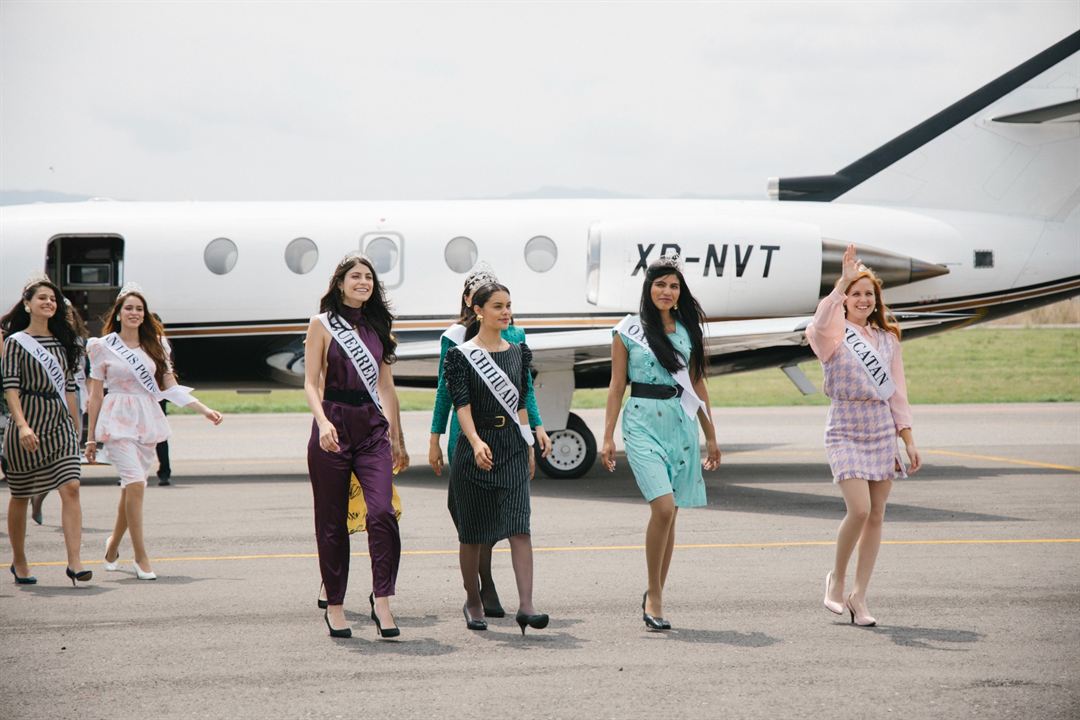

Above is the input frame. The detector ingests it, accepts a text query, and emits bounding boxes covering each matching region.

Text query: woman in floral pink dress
[807,244,921,627]
[86,284,222,580]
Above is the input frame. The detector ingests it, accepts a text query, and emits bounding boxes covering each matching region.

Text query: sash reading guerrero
[317,312,383,413]
[457,340,535,446]
[9,332,67,398]
[96,333,196,406]
[841,323,896,401]
[614,314,706,420]
[441,323,467,346]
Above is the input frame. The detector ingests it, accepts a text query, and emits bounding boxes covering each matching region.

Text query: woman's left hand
[904,441,921,474]
[535,427,552,458]
[702,439,722,471]
[394,441,410,474]
[528,448,536,480]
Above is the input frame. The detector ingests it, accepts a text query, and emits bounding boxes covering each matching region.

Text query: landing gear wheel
[536,412,596,479]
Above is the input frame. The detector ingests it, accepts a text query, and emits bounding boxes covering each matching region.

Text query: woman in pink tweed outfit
[806,244,922,627]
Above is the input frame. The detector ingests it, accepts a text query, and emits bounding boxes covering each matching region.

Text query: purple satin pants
[307,401,400,605]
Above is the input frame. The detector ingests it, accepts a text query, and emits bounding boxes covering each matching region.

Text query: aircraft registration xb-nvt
[2,32,1078,478]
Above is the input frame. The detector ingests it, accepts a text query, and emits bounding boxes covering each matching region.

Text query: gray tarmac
[2,403,1078,720]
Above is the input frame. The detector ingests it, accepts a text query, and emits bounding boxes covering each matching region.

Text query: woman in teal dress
[429,266,550,615]
[600,254,721,631]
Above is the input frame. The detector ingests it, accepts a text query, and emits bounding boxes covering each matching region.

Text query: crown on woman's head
[116,281,145,299]
[337,250,370,267]
[22,272,51,292]
[651,252,683,271]
[464,261,499,294]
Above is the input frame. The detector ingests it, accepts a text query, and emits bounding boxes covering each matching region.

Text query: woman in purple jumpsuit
[304,253,403,639]
[807,244,922,627]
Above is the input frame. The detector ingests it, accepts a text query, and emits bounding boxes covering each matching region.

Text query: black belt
[474,413,512,430]
[630,382,682,400]
[20,389,60,400]
[324,388,374,406]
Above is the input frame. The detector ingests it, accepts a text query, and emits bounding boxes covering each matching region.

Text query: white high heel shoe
[103,536,119,572]
[823,571,844,615]
[133,562,157,581]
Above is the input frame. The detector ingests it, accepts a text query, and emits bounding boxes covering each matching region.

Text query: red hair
[844,269,901,340]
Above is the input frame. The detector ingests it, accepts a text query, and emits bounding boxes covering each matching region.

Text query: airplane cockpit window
[204,237,238,275]
[365,236,399,274]
[285,237,319,274]
[444,236,478,273]
[524,235,558,272]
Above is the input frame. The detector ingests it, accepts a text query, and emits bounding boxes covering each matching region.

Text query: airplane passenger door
[360,232,404,289]
[46,234,125,335]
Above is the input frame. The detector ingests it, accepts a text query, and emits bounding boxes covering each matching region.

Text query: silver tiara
[338,250,370,266]
[22,272,51,292]
[651,252,682,271]
[464,261,499,294]
[116,281,145,299]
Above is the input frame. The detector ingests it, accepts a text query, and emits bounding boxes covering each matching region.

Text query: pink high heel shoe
[845,593,877,627]
[823,572,844,615]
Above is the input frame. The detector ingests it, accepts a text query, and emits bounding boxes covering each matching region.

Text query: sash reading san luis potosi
[614,314,706,421]
[97,333,196,406]
[456,340,535,446]
[9,331,68,398]
[317,312,383,414]
[841,322,896,401]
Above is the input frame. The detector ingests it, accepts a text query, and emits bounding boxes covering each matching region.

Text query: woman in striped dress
[429,264,550,616]
[444,282,549,634]
[807,244,922,627]
[2,278,89,586]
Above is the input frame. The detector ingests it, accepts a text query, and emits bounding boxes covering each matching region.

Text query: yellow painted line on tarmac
[26,537,1080,567]
[923,449,1080,473]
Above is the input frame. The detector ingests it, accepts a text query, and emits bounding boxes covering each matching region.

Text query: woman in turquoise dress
[429,265,550,616]
[600,254,721,630]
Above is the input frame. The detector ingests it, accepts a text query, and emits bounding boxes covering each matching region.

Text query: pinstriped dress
[445,343,533,545]
[1,335,81,498]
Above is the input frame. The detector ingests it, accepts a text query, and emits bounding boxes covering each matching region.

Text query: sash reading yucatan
[96,333,196,406]
[841,323,896,401]
[456,340,535,446]
[317,312,383,413]
[614,314,706,420]
[9,332,67,397]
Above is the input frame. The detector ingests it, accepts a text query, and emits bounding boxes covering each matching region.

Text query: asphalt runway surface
[2,403,1078,719]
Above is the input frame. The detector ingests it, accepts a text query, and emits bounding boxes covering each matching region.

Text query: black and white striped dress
[1,335,80,498]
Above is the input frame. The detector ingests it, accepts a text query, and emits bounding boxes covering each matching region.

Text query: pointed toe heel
[463,605,488,631]
[317,582,328,610]
[9,563,37,585]
[823,572,844,615]
[324,610,352,638]
[514,611,549,635]
[369,593,400,639]
[133,563,157,581]
[844,594,877,627]
[65,567,93,586]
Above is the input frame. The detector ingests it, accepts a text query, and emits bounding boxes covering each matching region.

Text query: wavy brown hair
[844,269,901,340]
[101,291,171,386]
[318,255,397,363]
[1,280,83,370]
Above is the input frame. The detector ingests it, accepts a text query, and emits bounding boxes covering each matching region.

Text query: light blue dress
[617,322,706,507]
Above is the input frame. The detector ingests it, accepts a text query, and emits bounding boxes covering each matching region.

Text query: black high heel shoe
[317,582,328,610]
[323,610,352,638]
[514,610,549,635]
[9,563,37,585]
[463,604,488,631]
[482,595,506,618]
[642,590,670,631]
[369,592,400,638]
[65,567,92,587]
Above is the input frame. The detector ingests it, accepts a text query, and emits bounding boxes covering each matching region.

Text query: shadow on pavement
[655,627,782,647]
[867,624,984,650]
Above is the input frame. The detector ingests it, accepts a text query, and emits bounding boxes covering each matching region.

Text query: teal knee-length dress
[617,322,706,507]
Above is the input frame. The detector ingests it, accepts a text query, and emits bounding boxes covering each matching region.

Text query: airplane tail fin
[770,30,1080,221]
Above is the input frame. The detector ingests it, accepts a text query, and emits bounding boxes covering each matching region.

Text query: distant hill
[0,190,95,206]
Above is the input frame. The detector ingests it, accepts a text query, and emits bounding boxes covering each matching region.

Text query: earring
[23,305,30,312]
[115,315,120,322]
[477,314,483,322]
[673,303,679,311]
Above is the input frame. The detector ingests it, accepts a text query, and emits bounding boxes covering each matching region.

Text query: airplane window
[285,237,318,274]
[444,236,478,273]
[204,237,238,275]
[524,235,558,272]
[365,236,399,274]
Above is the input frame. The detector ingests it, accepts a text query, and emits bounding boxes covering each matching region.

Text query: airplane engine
[586,218,948,316]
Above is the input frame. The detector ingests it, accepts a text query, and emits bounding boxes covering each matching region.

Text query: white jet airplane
[2,31,1078,478]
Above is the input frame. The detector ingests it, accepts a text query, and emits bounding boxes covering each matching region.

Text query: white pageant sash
[441,323,466,345]
[9,332,67,398]
[614,315,706,420]
[457,340,534,446]
[96,334,196,407]
[841,323,896,401]
[317,312,383,413]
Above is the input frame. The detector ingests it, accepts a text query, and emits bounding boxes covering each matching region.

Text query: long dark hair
[1,280,82,370]
[319,255,397,363]
[102,291,171,387]
[639,263,707,382]
[463,282,510,342]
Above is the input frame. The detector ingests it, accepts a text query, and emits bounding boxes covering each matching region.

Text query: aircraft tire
[536,412,596,479]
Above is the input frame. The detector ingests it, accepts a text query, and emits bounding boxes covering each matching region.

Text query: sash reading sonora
[9,332,67,398]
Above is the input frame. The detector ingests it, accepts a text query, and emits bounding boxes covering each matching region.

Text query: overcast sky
[1,1,1076,201]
